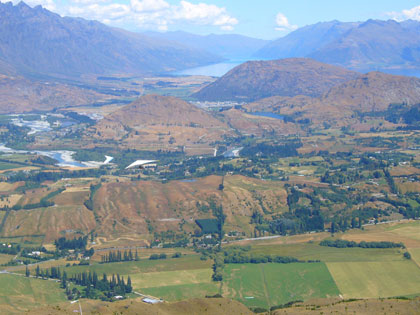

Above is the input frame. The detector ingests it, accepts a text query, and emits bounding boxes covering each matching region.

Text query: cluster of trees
[151,231,189,248]
[84,183,101,211]
[253,187,325,237]
[101,250,139,263]
[222,247,304,264]
[320,239,404,249]
[0,123,34,149]
[385,103,420,125]
[7,168,106,184]
[212,254,224,282]
[7,188,64,211]
[69,271,132,300]
[55,236,88,250]
[383,169,399,194]
[0,244,20,255]
[31,265,132,300]
[224,253,301,264]
[149,253,167,260]
[240,141,302,159]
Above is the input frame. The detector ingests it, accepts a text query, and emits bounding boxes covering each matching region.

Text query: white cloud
[174,1,238,27]
[275,12,297,32]
[68,3,130,21]
[63,0,238,31]
[388,5,420,21]
[1,0,238,31]
[130,0,169,13]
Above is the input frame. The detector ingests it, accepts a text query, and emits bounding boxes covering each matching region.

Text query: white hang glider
[125,160,157,170]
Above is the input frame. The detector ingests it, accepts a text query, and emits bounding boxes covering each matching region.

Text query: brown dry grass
[274,297,420,315]
[26,297,253,315]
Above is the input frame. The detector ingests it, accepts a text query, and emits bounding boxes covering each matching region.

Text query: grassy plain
[130,268,212,289]
[222,263,340,309]
[327,261,420,298]
[141,283,220,301]
[244,242,405,262]
[409,248,420,267]
[62,255,212,277]
[0,273,66,314]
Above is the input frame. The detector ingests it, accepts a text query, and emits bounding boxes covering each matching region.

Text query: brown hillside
[246,71,420,125]
[322,71,420,111]
[193,58,359,102]
[27,297,253,315]
[0,74,110,113]
[0,175,286,242]
[273,297,420,315]
[92,175,287,239]
[88,95,231,152]
[221,108,301,137]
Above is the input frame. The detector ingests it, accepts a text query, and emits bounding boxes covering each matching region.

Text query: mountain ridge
[0,1,222,78]
[255,19,420,74]
[144,30,269,59]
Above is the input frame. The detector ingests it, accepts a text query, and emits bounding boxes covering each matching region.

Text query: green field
[327,261,420,298]
[0,162,24,171]
[141,283,220,301]
[385,221,420,241]
[409,248,420,267]
[222,263,340,309]
[0,274,66,314]
[130,268,212,289]
[62,255,212,277]
[246,242,404,262]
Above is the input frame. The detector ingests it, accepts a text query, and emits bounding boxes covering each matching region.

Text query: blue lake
[248,112,284,120]
[176,59,262,77]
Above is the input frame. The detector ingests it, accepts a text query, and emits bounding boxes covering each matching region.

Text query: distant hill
[0,2,222,78]
[321,71,420,112]
[192,58,359,102]
[254,19,420,74]
[246,71,420,124]
[89,95,231,152]
[144,31,269,59]
[0,74,110,113]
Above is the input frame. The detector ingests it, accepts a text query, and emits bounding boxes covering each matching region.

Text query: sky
[2,0,420,39]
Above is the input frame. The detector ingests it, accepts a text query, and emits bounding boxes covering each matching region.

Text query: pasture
[245,242,404,262]
[130,268,212,289]
[62,255,212,277]
[327,261,420,299]
[0,273,66,313]
[141,283,219,301]
[222,263,339,309]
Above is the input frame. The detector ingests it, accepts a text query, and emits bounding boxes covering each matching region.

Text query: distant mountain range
[254,19,420,75]
[144,31,268,59]
[192,58,360,102]
[0,2,221,78]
